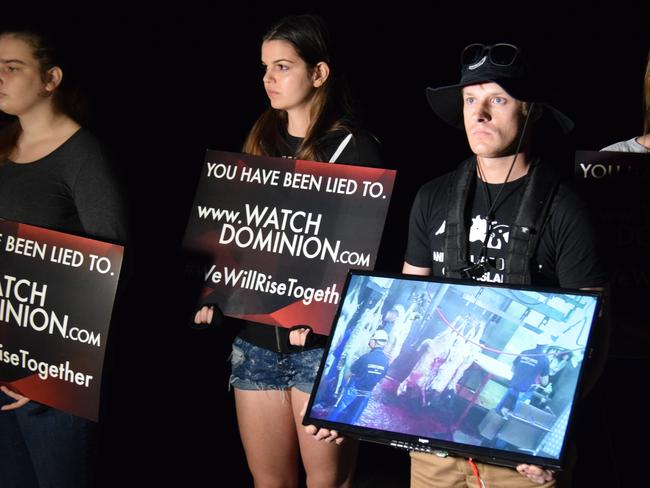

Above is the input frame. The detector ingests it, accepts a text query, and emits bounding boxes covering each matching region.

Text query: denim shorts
[229,336,324,394]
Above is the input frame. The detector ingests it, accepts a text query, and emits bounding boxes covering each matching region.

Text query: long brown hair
[0,30,82,163]
[242,15,354,161]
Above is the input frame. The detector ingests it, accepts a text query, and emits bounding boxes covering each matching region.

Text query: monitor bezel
[303,269,603,470]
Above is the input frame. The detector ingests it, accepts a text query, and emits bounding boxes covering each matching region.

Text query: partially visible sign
[574,150,650,355]
[0,219,123,421]
[183,150,396,335]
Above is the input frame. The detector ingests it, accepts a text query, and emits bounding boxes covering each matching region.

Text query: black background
[3,2,649,486]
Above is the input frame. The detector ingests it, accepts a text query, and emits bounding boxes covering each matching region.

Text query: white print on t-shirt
[468,215,510,250]
[431,217,510,283]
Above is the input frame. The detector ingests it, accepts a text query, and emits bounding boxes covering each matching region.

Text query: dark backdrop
[3,3,649,486]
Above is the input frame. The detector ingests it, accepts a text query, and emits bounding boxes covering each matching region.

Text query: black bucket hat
[426,43,574,133]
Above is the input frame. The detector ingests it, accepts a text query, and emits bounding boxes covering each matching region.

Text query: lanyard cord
[468,458,485,488]
[474,102,536,264]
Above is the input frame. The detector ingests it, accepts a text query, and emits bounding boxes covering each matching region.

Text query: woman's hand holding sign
[0,386,30,411]
[193,302,224,327]
[289,327,311,346]
[194,305,215,325]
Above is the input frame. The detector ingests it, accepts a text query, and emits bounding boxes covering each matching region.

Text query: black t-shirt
[0,128,128,243]
[405,168,606,288]
[281,127,383,167]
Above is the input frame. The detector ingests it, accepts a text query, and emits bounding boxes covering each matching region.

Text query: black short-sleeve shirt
[405,168,606,289]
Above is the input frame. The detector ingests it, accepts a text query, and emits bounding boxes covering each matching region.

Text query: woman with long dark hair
[0,29,127,487]
[195,14,382,487]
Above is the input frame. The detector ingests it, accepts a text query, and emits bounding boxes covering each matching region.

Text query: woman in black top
[0,29,126,488]
[194,14,381,488]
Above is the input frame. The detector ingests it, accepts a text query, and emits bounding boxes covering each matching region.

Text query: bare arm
[402,262,432,276]
[0,386,30,411]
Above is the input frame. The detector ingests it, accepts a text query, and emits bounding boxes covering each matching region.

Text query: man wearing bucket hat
[304,42,607,485]
[402,43,607,486]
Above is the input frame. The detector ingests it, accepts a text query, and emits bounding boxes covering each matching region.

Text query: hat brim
[426,79,574,134]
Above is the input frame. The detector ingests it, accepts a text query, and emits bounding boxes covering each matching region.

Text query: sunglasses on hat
[461,43,521,69]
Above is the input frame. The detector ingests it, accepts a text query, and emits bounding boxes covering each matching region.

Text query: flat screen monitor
[303,271,602,470]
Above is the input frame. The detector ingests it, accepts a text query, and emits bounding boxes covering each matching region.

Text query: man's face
[462,82,526,158]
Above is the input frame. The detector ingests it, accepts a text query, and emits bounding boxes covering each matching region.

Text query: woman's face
[261,39,318,113]
[0,35,51,116]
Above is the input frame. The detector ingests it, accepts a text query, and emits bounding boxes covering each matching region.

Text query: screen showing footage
[309,275,599,460]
